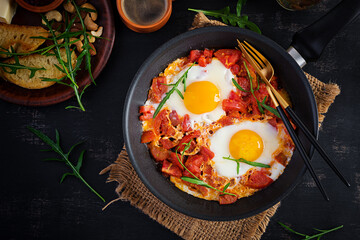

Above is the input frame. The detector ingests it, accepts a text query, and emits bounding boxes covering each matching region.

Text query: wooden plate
[0,0,115,106]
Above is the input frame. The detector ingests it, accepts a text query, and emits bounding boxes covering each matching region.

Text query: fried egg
[209,121,280,179]
[164,59,236,126]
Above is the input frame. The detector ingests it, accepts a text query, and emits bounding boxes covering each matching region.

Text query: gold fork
[238,40,350,200]
[237,40,289,109]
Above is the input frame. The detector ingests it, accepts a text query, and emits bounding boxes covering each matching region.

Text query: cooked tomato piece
[169,110,180,126]
[181,114,192,132]
[177,130,201,152]
[219,194,238,205]
[203,49,213,58]
[139,105,155,121]
[258,82,268,95]
[198,55,207,67]
[139,105,155,114]
[228,90,242,102]
[230,64,240,75]
[149,144,169,162]
[237,76,250,93]
[189,49,213,67]
[183,155,204,178]
[153,109,176,136]
[168,152,184,170]
[227,110,241,119]
[222,99,247,113]
[188,50,201,63]
[244,170,273,189]
[148,76,168,103]
[214,49,242,68]
[162,160,182,178]
[199,146,215,161]
[141,131,156,143]
[153,109,167,135]
[275,152,288,166]
[159,138,177,149]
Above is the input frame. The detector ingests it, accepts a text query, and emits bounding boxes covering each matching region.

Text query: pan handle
[289,0,360,67]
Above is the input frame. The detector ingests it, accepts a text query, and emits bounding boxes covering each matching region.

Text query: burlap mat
[100,13,341,240]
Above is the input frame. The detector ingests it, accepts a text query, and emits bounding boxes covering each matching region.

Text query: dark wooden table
[1,0,359,239]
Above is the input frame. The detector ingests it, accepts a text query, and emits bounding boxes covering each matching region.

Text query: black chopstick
[276,106,330,201]
[285,107,350,187]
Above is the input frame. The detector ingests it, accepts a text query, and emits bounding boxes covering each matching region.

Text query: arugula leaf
[236,0,247,17]
[261,102,280,118]
[278,222,309,237]
[223,182,230,192]
[0,51,46,78]
[153,63,195,118]
[223,156,271,168]
[243,61,278,117]
[278,222,343,240]
[188,0,261,34]
[232,78,249,92]
[181,177,208,186]
[175,88,184,99]
[257,100,265,114]
[28,126,105,202]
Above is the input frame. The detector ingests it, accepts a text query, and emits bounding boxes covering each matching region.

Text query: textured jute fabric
[100,14,341,240]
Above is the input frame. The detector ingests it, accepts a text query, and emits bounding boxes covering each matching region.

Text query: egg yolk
[229,130,264,161]
[183,81,220,114]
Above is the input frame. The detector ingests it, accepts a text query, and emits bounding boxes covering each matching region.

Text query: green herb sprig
[73,1,96,84]
[278,222,343,240]
[41,14,88,111]
[176,141,236,197]
[232,62,280,118]
[189,0,261,34]
[153,63,195,118]
[223,156,270,174]
[28,126,105,202]
[39,0,98,111]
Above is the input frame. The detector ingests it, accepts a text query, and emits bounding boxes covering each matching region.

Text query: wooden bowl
[15,0,64,13]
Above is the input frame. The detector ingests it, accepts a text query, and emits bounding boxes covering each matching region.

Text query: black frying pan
[123,0,360,220]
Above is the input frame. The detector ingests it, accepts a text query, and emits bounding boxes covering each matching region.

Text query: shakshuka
[139,48,294,204]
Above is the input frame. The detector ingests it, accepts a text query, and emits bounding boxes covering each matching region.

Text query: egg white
[209,121,280,178]
[164,59,236,126]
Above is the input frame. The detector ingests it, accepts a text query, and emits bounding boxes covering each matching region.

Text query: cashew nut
[84,14,98,31]
[80,33,95,43]
[70,37,83,53]
[81,3,97,21]
[88,42,96,56]
[91,26,103,37]
[42,10,62,25]
[63,2,75,13]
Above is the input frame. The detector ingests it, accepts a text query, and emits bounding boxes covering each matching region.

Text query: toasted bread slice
[0,23,48,57]
[0,48,77,89]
